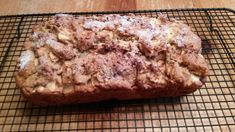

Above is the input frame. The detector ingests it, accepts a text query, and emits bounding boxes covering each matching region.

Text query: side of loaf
[15,14,209,105]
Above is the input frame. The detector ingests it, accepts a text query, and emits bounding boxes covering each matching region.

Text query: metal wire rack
[0,8,234,132]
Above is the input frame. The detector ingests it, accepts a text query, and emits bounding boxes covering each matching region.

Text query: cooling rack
[0,8,234,132]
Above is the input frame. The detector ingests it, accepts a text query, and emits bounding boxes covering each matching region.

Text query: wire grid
[0,8,234,132]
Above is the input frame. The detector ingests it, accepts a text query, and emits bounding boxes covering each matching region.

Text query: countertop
[0,0,234,15]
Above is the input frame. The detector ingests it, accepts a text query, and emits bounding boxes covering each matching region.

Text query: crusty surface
[15,14,209,105]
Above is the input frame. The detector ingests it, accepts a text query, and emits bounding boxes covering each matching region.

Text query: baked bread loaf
[15,14,209,105]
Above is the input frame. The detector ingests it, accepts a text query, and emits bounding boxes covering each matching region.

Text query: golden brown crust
[15,14,209,105]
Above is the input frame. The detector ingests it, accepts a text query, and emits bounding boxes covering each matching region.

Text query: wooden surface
[0,0,234,15]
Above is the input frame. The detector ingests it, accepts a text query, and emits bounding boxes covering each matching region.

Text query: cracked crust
[15,14,209,105]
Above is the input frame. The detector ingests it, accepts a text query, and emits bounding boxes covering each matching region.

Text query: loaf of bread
[15,14,209,105]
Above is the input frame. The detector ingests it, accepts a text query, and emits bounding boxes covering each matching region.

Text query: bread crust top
[16,14,209,99]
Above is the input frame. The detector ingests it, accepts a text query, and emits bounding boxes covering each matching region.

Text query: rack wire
[0,8,234,132]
